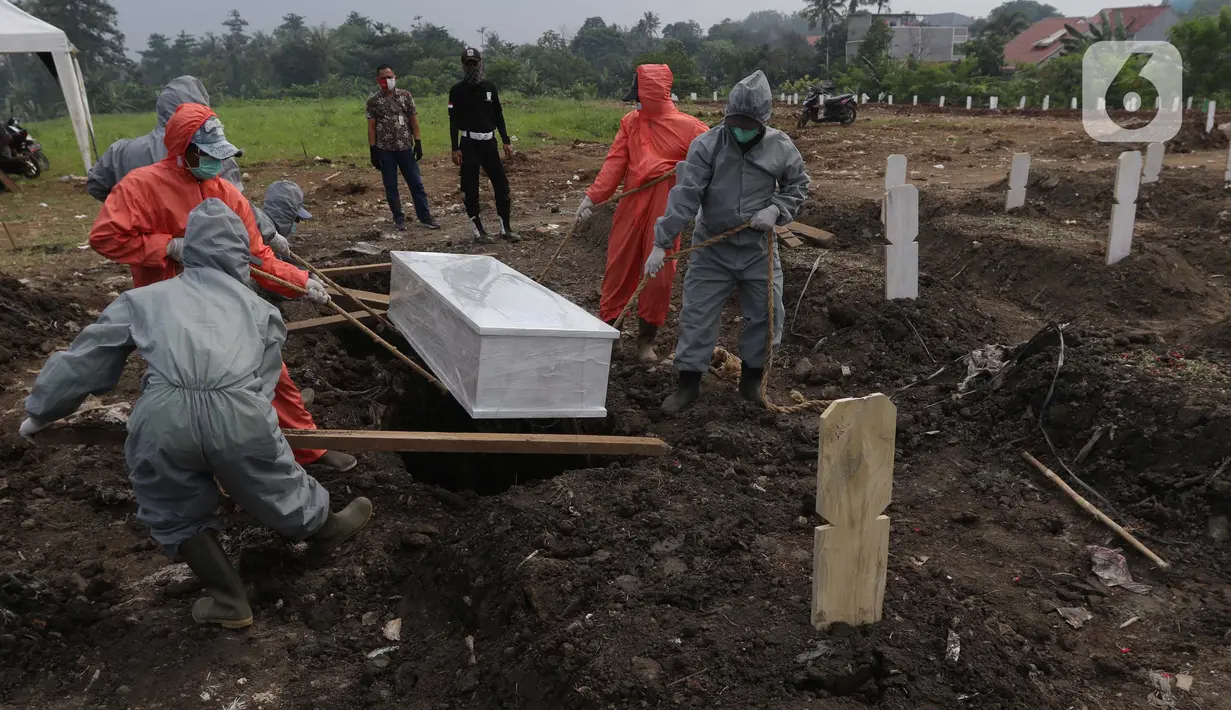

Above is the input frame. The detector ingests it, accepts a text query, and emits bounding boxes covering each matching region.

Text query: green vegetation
[30,96,628,171]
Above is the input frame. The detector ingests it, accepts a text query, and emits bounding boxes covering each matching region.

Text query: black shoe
[738,361,765,404]
[471,217,495,245]
[499,218,522,243]
[394,220,408,232]
[420,219,441,230]
[179,531,253,629]
[662,370,703,415]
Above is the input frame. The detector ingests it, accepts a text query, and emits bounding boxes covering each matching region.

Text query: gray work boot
[317,451,358,473]
[738,361,765,404]
[299,388,315,407]
[179,531,253,629]
[636,318,659,364]
[471,217,495,245]
[499,218,522,243]
[662,371,703,415]
[310,497,374,556]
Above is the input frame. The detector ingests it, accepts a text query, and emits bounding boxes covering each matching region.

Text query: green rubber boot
[310,497,374,556]
[179,531,253,629]
[662,371,703,415]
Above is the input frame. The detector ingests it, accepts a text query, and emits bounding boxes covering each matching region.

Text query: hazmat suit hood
[635,64,675,115]
[181,199,260,283]
[156,76,211,129]
[163,102,217,162]
[725,70,773,126]
[262,181,312,236]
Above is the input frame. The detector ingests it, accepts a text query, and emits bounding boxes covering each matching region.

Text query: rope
[613,223,832,415]
[252,267,448,393]
[288,250,393,331]
[537,168,677,283]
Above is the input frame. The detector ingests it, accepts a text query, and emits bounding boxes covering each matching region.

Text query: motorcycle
[2,117,49,179]
[796,87,858,129]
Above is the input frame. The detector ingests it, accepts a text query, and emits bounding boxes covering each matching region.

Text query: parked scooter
[796,85,858,128]
[2,117,49,178]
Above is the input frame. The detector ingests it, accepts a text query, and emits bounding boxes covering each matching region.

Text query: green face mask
[729,126,760,144]
[189,155,223,181]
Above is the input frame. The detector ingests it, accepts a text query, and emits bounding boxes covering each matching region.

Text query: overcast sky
[109,0,1121,49]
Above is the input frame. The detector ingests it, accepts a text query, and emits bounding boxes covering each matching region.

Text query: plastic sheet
[389,252,618,419]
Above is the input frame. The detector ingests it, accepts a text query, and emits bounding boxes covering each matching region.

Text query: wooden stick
[1022,451,1170,569]
[35,425,671,456]
[1,221,17,250]
[252,267,447,393]
[537,168,677,283]
[286,309,385,334]
[318,263,392,277]
[289,250,392,329]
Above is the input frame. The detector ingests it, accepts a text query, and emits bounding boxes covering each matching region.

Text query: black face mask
[622,76,639,103]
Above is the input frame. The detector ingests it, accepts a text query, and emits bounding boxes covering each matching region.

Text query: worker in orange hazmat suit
[88,103,356,473]
[576,65,709,363]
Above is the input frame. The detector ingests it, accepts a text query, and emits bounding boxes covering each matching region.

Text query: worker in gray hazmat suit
[86,75,243,201]
[650,70,811,414]
[253,180,313,261]
[19,199,372,630]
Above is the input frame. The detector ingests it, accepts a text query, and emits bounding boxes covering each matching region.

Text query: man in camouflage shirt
[366,64,440,231]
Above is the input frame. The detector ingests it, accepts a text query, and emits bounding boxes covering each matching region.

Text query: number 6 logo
[1082,41,1183,143]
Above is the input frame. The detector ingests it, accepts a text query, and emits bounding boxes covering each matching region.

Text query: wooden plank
[812,393,895,630]
[317,263,392,277]
[778,234,804,248]
[0,172,18,193]
[326,286,389,306]
[786,222,834,247]
[35,426,671,457]
[287,310,386,334]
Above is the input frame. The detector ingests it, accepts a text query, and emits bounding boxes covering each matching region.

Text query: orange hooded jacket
[89,103,308,297]
[88,103,324,465]
[586,65,709,327]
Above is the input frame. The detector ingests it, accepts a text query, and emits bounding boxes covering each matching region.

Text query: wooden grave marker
[812,393,895,630]
[884,184,919,300]
[1107,150,1142,265]
[1006,153,1030,211]
[1141,142,1164,184]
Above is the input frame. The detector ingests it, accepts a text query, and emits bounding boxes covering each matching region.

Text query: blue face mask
[190,155,223,181]
[730,126,760,144]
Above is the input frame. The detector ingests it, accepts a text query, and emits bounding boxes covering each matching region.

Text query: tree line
[1,0,1228,121]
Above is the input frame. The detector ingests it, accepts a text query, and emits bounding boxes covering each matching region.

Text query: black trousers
[460,137,511,222]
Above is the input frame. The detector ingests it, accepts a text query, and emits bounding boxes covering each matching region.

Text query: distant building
[923,13,975,27]
[1003,5,1179,67]
[846,13,970,62]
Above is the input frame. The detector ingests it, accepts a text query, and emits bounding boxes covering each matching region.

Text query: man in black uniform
[449,48,519,244]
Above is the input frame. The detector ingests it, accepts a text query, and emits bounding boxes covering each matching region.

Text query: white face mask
[381,77,396,91]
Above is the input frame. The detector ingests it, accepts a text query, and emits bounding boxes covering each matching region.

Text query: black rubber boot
[317,451,358,473]
[499,217,522,243]
[636,318,659,364]
[179,531,253,629]
[310,497,374,556]
[662,370,703,415]
[471,217,495,245]
[738,361,765,404]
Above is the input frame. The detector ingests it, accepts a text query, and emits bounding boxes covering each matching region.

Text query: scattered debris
[1120,616,1141,629]
[465,635,476,665]
[361,611,379,626]
[945,630,961,662]
[1088,546,1152,594]
[343,242,385,257]
[366,645,399,659]
[910,555,929,566]
[1056,607,1093,629]
[1147,670,1176,708]
[383,618,402,642]
[794,641,834,664]
[1176,674,1193,692]
[959,344,1010,391]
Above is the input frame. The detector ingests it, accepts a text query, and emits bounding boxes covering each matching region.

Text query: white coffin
[389,252,619,419]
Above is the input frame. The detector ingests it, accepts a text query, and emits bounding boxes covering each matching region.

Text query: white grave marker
[913,95,918,105]
[1172,96,1182,112]
[690,92,697,101]
[671,93,678,101]
[885,184,919,300]
[1043,95,1050,110]
[1006,153,1030,211]
[713,91,718,101]
[794,93,800,104]
[780,93,786,102]
[1097,97,1106,111]
[1207,101,1217,133]
[881,154,908,224]
[1019,96,1027,109]
[1187,96,1194,110]
[990,96,999,110]
[862,94,869,104]
[939,96,945,107]
[1141,142,1164,184]
[1107,151,1143,266]
[1224,142,1231,182]
[966,96,973,109]
[888,95,893,105]
[1071,97,1078,109]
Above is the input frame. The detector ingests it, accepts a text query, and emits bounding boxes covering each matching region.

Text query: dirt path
[2,107,1229,710]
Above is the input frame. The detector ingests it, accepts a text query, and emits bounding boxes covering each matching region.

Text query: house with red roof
[1003,5,1179,68]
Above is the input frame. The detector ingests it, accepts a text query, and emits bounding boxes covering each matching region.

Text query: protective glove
[643,246,667,277]
[576,195,595,221]
[19,417,48,442]
[268,233,290,259]
[414,140,424,162]
[750,205,781,232]
[166,237,185,263]
[304,276,330,306]
[369,146,381,170]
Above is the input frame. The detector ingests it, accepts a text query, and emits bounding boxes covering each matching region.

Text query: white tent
[0,0,96,172]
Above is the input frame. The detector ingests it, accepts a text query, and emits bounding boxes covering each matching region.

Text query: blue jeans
[376,147,433,225]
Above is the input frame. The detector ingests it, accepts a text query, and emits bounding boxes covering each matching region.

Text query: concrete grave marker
[1020,96,1027,109]
[1141,142,1164,184]
[1097,97,1106,111]
[780,93,786,102]
[888,95,893,105]
[881,154,908,224]
[1043,95,1050,110]
[690,92,697,101]
[1071,97,1078,109]
[862,94,868,104]
[1006,153,1030,211]
[1187,96,1194,110]
[1208,101,1217,133]
[939,96,945,108]
[913,95,918,105]
[1224,142,1231,183]
[713,91,718,101]
[1172,96,1182,111]
[812,394,895,630]
[794,93,800,104]
[1107,151,1143,265]
[884,184,919,300]
[990,96,999,110]
[671,93,678,101]
[966,96,972,109]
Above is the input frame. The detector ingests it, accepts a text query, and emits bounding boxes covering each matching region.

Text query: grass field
[28,96,629,173]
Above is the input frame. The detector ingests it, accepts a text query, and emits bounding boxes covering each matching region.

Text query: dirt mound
[1166,121,1229,153]
[314,180,369,199]
[0,273,88,363]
